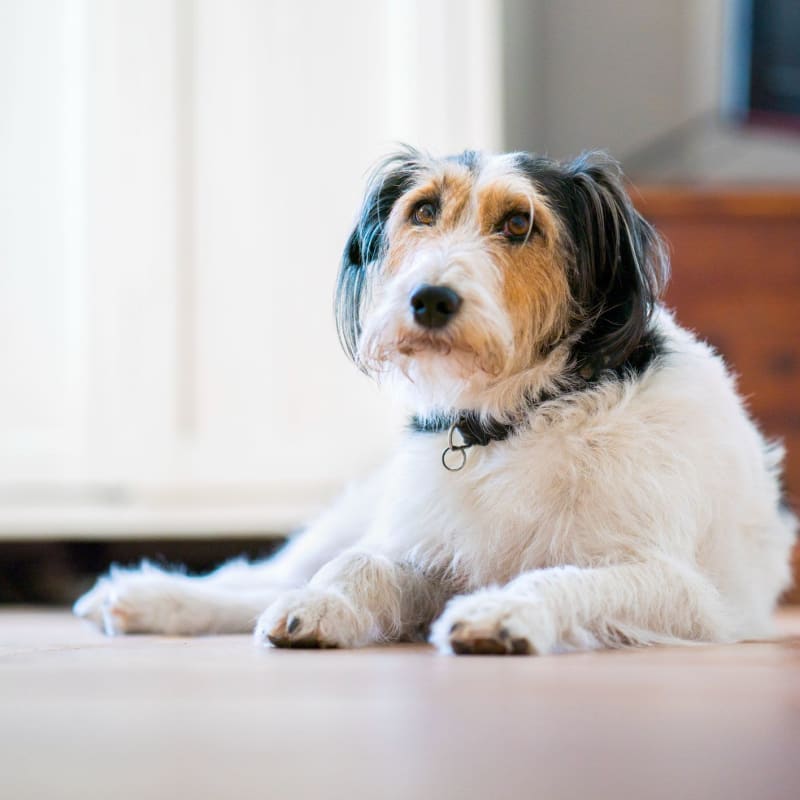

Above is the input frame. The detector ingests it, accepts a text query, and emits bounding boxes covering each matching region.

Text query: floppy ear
[564,153,669,375]
[335,149,423,363]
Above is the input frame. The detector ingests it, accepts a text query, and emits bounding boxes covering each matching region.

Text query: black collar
[409,410,518,448]
[409,385,568,471]
[408,329,666,470]
[411,406,542,471]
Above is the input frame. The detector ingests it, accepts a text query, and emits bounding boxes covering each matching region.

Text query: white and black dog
[75,148,796,655]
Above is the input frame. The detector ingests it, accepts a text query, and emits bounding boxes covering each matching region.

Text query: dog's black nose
[410,284,462,329]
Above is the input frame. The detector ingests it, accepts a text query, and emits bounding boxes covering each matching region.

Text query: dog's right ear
[335,148,423,364]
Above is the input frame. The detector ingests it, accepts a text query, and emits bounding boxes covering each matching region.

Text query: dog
[74,148,796,655]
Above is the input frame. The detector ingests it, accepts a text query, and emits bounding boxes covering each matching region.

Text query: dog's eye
[412,202,437,226]
[501,212,531,240]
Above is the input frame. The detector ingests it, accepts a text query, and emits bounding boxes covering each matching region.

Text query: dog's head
[336,147,668,410]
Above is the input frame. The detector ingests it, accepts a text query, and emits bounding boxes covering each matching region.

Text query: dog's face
[336,148,667,410]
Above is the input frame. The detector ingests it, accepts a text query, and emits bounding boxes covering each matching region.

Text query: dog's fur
[74,148,796,655]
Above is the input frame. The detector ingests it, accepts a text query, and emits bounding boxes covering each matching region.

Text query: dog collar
[410,410,523,472]
[409,380,578,471]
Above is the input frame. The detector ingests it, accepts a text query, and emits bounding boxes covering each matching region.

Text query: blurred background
[1,0,799,603]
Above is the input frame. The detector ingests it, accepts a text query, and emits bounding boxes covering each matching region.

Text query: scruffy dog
[75,148,796,655]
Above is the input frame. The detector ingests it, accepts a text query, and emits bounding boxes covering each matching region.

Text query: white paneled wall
[0,1,88,483]
[0,0,502,536]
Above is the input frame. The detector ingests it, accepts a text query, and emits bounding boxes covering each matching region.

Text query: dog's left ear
[335,149,423,364]
[565,153,669,375]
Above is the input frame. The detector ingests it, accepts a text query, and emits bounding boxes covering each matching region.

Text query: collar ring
[442,422,470,472]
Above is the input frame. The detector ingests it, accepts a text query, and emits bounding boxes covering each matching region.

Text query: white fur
[75,310,795,652]
[75,151,796,655]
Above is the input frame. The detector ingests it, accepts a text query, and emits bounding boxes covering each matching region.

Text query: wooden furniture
[635,186,800,601]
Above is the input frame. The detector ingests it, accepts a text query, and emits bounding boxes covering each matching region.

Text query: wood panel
[636,186,800,601]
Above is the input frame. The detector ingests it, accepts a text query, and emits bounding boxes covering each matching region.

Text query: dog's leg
[74,473,385,635]
[255,550,443,648]
[74,571,281,636]
[430,559,732,656]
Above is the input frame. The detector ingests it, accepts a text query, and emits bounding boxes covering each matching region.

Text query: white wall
[0,0,503,537]
[502,0,726,159]
[0,1,88,484]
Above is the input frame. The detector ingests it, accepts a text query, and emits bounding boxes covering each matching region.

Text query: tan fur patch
[497,240,572,365]
[477,184,572,365]
[384,163,476,275]
[373,158,573,375]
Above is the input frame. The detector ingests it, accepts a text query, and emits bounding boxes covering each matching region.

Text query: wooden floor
[2,609,800,800]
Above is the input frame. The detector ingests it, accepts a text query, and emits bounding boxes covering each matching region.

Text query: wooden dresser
[635,186,800,600]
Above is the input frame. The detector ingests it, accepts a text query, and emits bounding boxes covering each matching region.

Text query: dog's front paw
[73,565,198,636]
[254,588,369,649]
[430,589,557,656]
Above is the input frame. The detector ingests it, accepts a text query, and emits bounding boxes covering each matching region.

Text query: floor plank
[1,608,799,800]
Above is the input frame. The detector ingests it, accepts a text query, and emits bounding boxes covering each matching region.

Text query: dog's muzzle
[409,284,462,329]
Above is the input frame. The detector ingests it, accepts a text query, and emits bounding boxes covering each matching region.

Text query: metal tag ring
[448,422,467,450]
[442,446,468,472]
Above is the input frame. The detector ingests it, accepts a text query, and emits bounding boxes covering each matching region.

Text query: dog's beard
[394,328,505,376]
[356,245,521,405]
[358,313,514,409]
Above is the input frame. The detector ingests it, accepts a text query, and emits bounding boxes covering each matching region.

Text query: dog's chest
[371,426,587,583]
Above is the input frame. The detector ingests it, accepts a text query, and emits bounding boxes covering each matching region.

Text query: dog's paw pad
[98,586,180,635]
[74,566,208,636]
[448,623,535,656]
[103,601,132,630]
[265,613,330,649]
[255,589,360,649]
[431,590,554,656]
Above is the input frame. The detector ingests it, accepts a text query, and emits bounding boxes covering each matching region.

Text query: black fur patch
[515,151,669,381]
[611,328,667,380]
[335,148,426,364]
[775,466,796,521]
